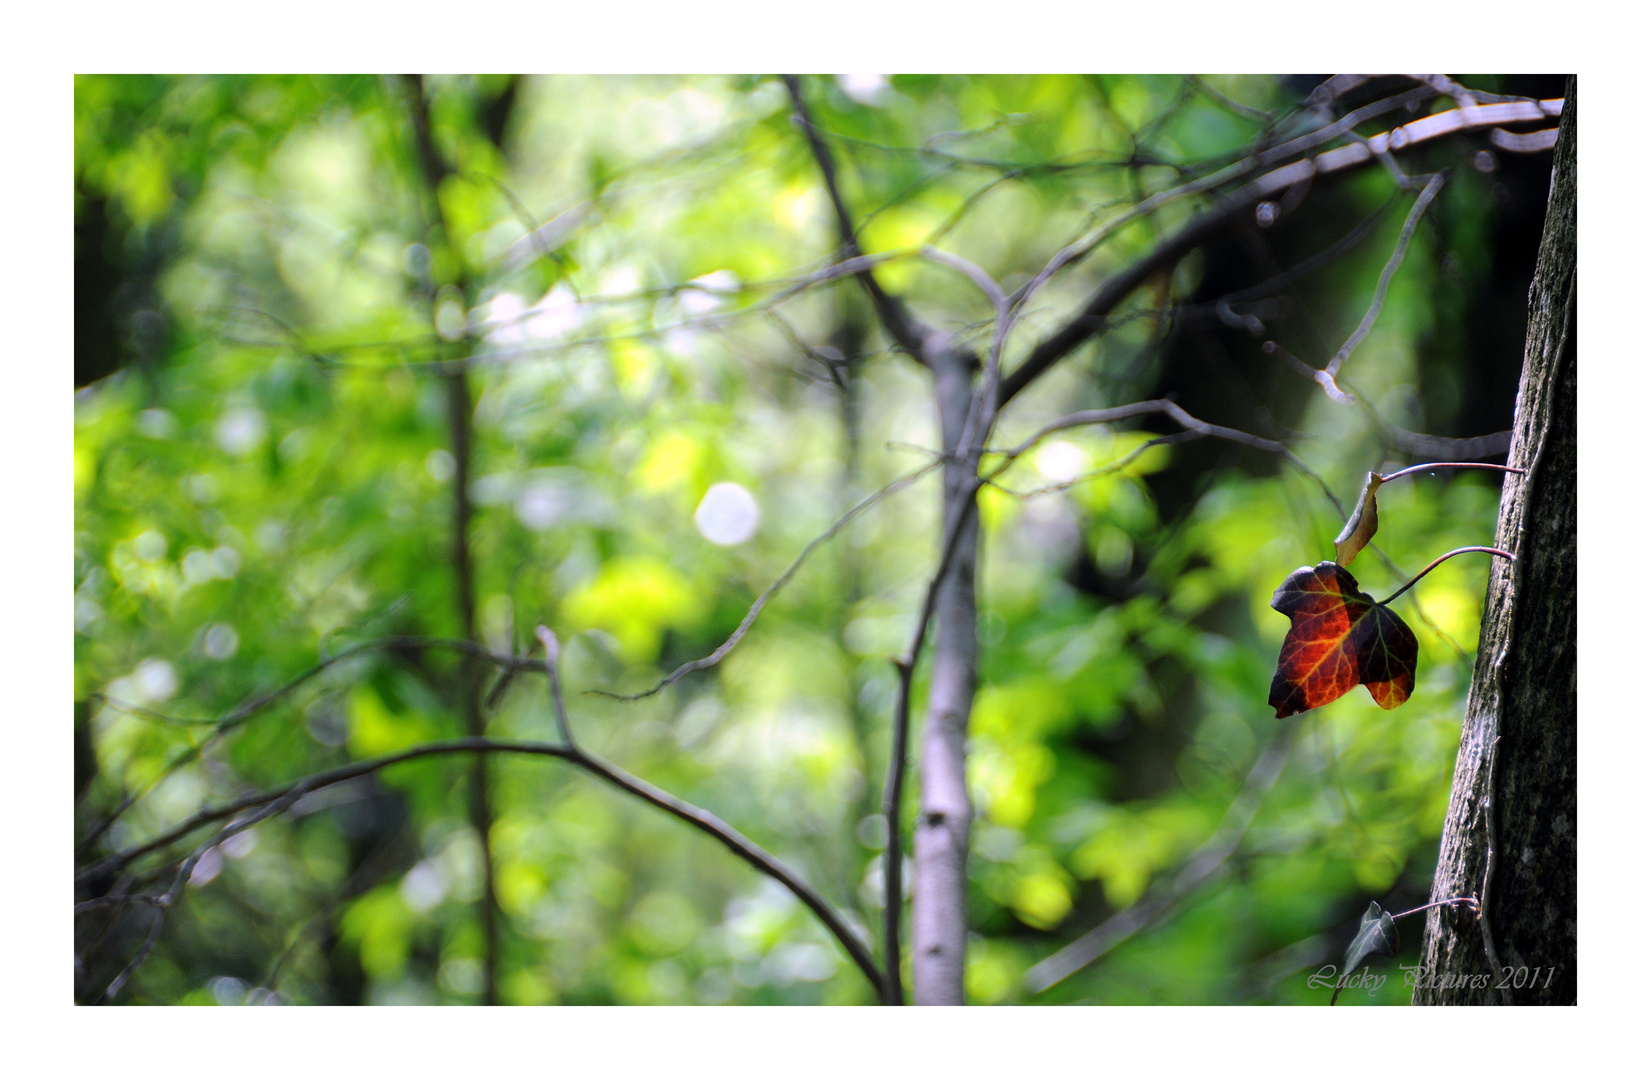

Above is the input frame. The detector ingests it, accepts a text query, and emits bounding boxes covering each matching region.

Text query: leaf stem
[1377,461,1524,483]
[1380,547,1514,606]
[1391,896,1479,921]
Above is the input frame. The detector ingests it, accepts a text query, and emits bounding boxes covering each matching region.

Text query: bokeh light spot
[694,482,759,546]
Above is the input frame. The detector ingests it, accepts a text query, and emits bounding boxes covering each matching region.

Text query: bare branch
[100,777,314,1002]
[1404,74,1530,109]
[1318,171,1448,392]
[999,96,1564,407]
[983,431,1202,499]
[77,635,544,858]
[401,72,502,1003]
[782,74,932,360]
[921,246,1010,475]
[76,637,548,902]
[1490,127,1559,154]
[81,736,883,1000]
[1025,719,1300,994]
[1198,190,1400,315]
[984,398,1344,515]
[536,627,575,749]
[1190,76,1273,122]
[1380,546,1516,606]
[921,246,1007,315]
[1004,86,1439,322]
[591,460,941,702]
[1386,427,1512,460]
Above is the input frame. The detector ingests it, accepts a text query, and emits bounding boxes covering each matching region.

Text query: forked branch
[783,74,932,361]
[84,656,884,1001]
[999,96,1563,407]
[591,460,941,702]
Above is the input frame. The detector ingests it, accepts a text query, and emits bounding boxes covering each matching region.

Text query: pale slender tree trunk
[911,347,980,1005]
[1413,76,1575,1005]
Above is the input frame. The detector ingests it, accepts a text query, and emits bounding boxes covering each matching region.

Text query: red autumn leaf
[1267,561,1418,718]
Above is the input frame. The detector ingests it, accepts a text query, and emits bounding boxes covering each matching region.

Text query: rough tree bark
[1413,75,1575,1005]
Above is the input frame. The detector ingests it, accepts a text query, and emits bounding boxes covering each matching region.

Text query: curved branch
[985,398,1346,515]
[983,431,1202,499]
[1377,462,1524,484]
[1025,718,1300,994]
[782,74,932,361]
[1316,171,1447,395]
[78,736,883,999]
[77,636,543,853]
[1380,546,1515,606]
[1000,86,1440,324]
[1385,425,1512,461]
[592,460,941,702]
[999,95,1564,407]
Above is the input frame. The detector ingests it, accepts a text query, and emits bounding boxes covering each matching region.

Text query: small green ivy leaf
[1331,901,1399,1004]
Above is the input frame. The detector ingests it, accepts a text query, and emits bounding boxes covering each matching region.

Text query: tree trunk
[1413,75,1575,1005]
[911,347,981,1005]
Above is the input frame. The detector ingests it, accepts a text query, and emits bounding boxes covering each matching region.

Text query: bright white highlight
[694,482,759,546]
[215,408,266,455]
[1035,440,1087,483]
[679,270,740,316]
[837,74,890,106]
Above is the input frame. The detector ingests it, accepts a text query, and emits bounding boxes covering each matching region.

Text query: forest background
[70,72,1584,1006]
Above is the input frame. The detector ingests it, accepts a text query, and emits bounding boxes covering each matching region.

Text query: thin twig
[1385,427,1512,461]
[536,627,575,749]
[1203,191,1401,312]
[82,736,883,999]
[73,894,166,916]
[591,460,941,702]
[1000,96,1563,407]
[264,830,404,990]
[984,398,1345,516]
[1377,462,1525,484]
[923,246,1009,480]
[1002,86,1440,323]
[74,638,540,883]
[283,246,918,377]
[77,636,523,853]
[1379,546,1515,606]
[1190,76,1274,122]
[922,246,1007,314]
[1317,171,1448,395]
[983,432,1201,499]
[1025,718,1300,994]
[783,74,931,361]
[101,780,311,1002]
[1391,896,1479,921]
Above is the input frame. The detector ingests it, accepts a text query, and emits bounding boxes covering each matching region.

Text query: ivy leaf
[1332,901,1400,1004]
[1333,471,1385,566]
[1327,898,1406,1004]
[1267,562,1418,718]
[1343,901,1400,972]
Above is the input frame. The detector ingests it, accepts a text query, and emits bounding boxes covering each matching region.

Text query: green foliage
[75,74,1533,1004]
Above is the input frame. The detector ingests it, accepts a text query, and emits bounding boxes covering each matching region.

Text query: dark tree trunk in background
[1414,76,1575,1005]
